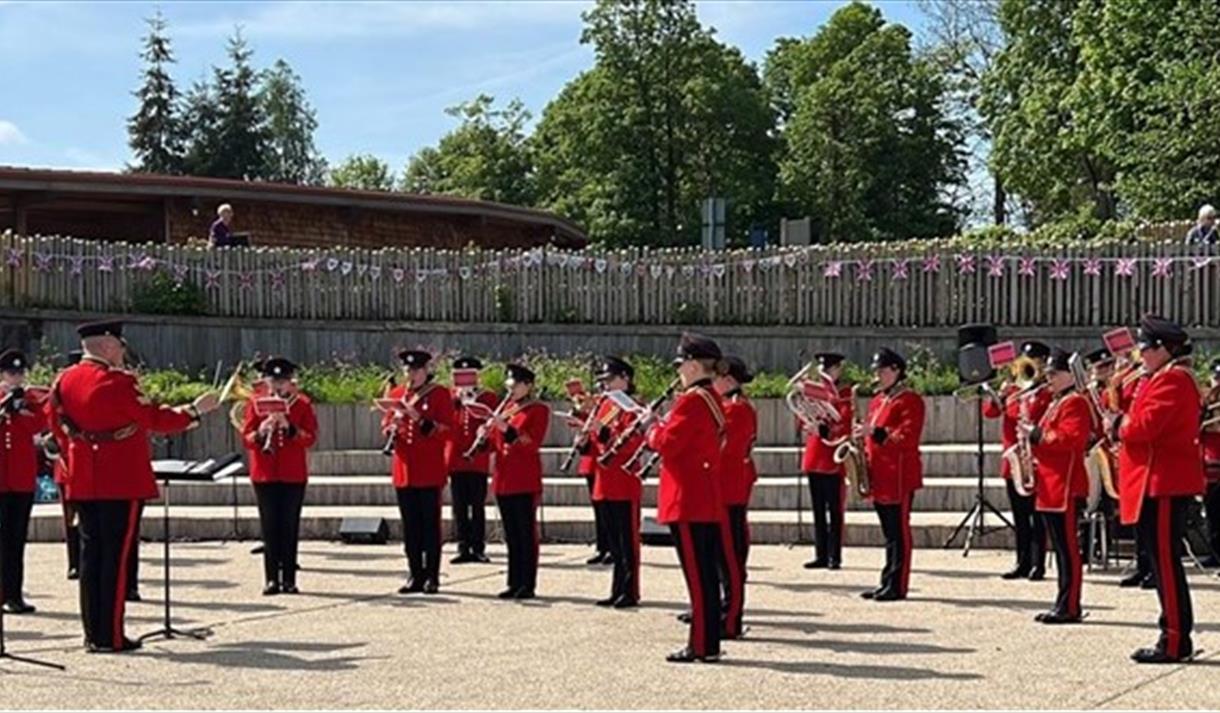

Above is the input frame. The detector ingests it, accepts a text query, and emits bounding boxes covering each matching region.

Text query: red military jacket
[1030,390,1091,512]
[242,392,318,484]
[589,397,645,503]
[574,395,600,479]
[383,381,455,489]
[981,383,1053,480]
[0,392,48,493]
[51,357,199,501]
[1117,360,1205,525]
[720,390,758,507]
[44,398,68,485]
[801,378,854,476]
[863,385,925,505]
[649,380,725,524]
[447,388,500,476]
[490,398,550,496]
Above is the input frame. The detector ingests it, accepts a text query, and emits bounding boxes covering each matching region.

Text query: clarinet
[462,395,510,460]
[597,378,680,466]
[559,393,606,473]
[379,374,401,457]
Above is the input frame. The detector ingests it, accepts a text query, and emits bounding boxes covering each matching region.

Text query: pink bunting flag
[69,256,84,276]
[392,268,405,283]
[5,248,22,268]
[1017,257,1037,277]
[173,264,189,285]
[204,270,222,290]
[1152,257,1173,278]
[1083,258,1102,276]
[98,256,114,273]
[855,259,874,282]
[955,254,976,274]
[239,272,255,290]
[922,255,941,273]
[1115,258,1136,277]
[1191,256,1211,270]
[33,252,52,272]
[823,261,843,279]
[891,259,910,280]
[271,270,286,290]
[300,259,319,273]
[985,255,1005,277]
[1049,258,1071,280]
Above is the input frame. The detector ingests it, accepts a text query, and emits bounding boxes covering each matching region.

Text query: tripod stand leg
[0,652,67,671]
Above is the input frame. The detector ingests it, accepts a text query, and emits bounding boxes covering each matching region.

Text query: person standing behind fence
[209,204,236,247]
[1184,205,1218,245]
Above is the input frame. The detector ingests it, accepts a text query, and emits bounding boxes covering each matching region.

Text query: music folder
[152,452,244,482]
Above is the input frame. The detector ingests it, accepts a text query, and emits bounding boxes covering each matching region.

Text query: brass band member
[1111,348,1154,589]
[647,333,729,663]
[447,356,498,565]
[573,378,613,567]
[242,357,317,595]
[801,352,852,570]
[1024,349,1091,624]
[582,356,644,608]
[0,349,48,614]
[51,320,219,653]
[714,355,755,639]
[47,350,84,581]
[859,348,925,602]
[1107,315,1204,663]
[982,341,1052,581]
[1200,358,1220,567]
[384,350,455,594]
[489,364,550,600]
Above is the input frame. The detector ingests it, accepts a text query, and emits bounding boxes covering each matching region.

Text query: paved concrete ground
[1,541,1218,710]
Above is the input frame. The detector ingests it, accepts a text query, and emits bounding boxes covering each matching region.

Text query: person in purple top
[209,204,235,247]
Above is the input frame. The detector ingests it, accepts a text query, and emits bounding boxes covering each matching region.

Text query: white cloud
[0,120,28,146]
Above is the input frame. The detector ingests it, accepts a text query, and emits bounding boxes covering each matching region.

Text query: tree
[769,2,964,242]
[329,154,395,191]
[259,59,327,185]
[533,0,776,247]
[127,10,183,174]
[401,95,535,205]
[180,77,222,177]
[207,29,268,180]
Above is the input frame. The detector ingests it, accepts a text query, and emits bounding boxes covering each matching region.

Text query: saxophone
[1004,386,1040,497]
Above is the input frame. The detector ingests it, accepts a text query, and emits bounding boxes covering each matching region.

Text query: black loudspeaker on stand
[944,323,1014,555]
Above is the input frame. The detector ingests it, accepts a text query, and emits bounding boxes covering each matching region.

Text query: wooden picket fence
[3,223,1218,327]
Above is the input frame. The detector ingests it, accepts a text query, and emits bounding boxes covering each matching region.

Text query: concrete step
[28,503,1016,549]
[149,475,1008,513]
[308,444,1004,478]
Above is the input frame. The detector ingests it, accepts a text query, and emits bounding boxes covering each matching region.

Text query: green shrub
[130,272,209,316]
[672,301,707,324]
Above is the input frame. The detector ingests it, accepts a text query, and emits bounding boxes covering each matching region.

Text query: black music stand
[139,452,243,644]
[0,553,65,670]
[943,388,1013,554]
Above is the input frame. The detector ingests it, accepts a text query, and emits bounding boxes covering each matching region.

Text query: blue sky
[0,1,927,174]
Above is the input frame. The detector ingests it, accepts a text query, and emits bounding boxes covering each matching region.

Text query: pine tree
[259,59,326,185]
[210,28,268,180]
[180,77,222,176]
[127,10,183,174]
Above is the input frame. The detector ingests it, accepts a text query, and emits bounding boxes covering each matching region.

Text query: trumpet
[598,378,680,466]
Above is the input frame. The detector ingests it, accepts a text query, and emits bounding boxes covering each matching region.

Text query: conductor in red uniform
[714,355,755,639]
[1024,349,1090,624]
[50,320,219,653]
[1109,315,1205,664]
[647,333,729,663]
[489,364,550,600]
[0,349,48,614]
[383,350,454,594]
[801,352,853,570]
[982,341,1053,581]
[447,356,499,565]
[859,348,925,602]
[242,357,318,595]
[583,356,644,608]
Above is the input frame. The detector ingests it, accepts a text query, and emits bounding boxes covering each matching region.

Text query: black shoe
[67,567,79,581]
[872,589,903,602]
[398,578,425,595]
[423,579,439,595]
[1119,572,1146,588]
[1039,612,1081,624]
[450,553,475,565]
[596,596,617,607]
[1198,555,1220,568]
[497,588,519,599]
[1028,568,1046,581]
[262,582,281,596]
[1131,646,1189,664]
[612,595,638,609]
[666,646,700,663]
[804,559,829,570]
[1140,576,1156,590]
[282,584,300,595]
[513,588,536,600]
[125,590,142,603]
[2,600,35,615]
[473,553,491,564]
[250,544,264,555]
[87,637,143,654]
[828,561,841,570]
[677,611,692,623]
[602,553,616,565]
[860,589,878,600]
[1002,567,1031,580]
[587,552,609,565]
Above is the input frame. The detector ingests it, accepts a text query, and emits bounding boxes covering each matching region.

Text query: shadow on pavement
[154,639,376,672]
[720,658,983,680]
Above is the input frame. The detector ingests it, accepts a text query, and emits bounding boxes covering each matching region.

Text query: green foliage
[670,301,706,324]
[259,59,327,185]
[533,0,777,247]
[138,369,214,404]
[493,284,515,322]
[402,95,536,205]
[183,30,269,180]
[328,154,396,191]
[769,2,965,243]
[127,10,183,174]
[129,271,208,316]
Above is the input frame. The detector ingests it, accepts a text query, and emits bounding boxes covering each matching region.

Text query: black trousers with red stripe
[253,483,306,586]
[1006,479,1046,573]
[497,493,538,593]
[58,485,81,575]
[1040,501,1083,618]
[450,472,489,556]
[396,486,443,584]
[719,506,748,635]
[77,499,142,649]
[874,495,913,598]
[602,499,641,602]
[1139,496,1195,658]
[585,477,610,555]
[671,522,725,657]
[807,474,845,566]
[0,492,34,605]
[126,501,143,595]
